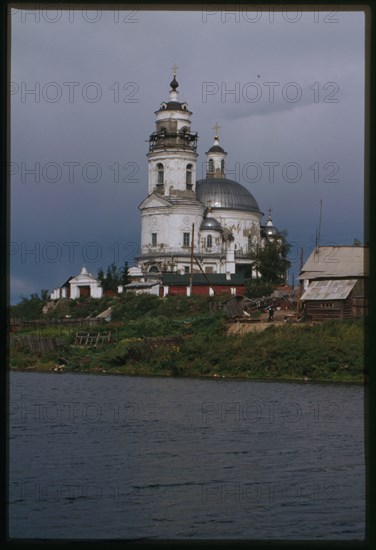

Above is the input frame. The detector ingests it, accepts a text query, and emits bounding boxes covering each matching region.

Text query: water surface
[9,372,365,540]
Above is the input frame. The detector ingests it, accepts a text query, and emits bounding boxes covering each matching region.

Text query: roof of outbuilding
[124,282,160,288]
[300,279,357,301]
[300,246,369,279]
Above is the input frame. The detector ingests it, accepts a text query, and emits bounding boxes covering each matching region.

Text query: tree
[120,261,131,286]
[245,279,274,299]
[10,293,45,320]
[97,267,105,283]
[97,262,126,292]
[40,289,49,301]
[249,233,291,285]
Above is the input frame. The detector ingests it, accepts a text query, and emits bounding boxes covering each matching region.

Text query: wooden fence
[74,332,112,346]
[10,318,105,329]
[9,334,66,353]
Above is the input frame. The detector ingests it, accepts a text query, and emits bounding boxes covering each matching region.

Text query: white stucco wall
[140,203,205,256]
[147,151,198,194]
[210,210,262,254]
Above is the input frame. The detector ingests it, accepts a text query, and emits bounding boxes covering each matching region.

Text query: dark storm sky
[10,7,365,302]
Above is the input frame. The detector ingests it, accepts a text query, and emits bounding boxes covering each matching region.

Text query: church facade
[136,69,279,279]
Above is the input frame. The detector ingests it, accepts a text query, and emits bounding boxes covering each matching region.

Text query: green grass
[9,295,365,383]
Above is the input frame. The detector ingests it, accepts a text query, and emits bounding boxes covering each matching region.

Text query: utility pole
[189,223,194,297]
[193,254,216,296]
[298,247,304,311]
[317,199,323,251]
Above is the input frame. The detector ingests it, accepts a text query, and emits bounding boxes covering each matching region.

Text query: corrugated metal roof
[300,279,357,301]
[124,282,159,288]
[300,246,368,279]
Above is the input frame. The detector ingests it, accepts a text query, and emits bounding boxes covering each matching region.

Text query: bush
[245,279,274,299]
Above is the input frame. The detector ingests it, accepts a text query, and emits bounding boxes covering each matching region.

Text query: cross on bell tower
[213,122,221,140]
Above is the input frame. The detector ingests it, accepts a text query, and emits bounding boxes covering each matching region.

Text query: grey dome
[196,178,261,213]
[266,225,278,236]
[208,144,226,154]
[200,217,223,231]
[164,101,184,110]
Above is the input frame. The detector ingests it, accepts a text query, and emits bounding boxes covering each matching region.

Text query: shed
[299,246,369,319]
[300,279,357,320]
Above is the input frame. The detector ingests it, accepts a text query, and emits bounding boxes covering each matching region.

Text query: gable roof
[300,246,368,280]
[300,279,357,301]
[138,193,172,210]
[69,270,98,283]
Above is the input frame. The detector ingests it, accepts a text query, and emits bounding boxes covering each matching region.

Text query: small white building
[50,266,103,300]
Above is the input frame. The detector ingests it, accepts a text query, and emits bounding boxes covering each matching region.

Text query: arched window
[208,159,214,173]
[157,163,164,185]
[207,234,213,248]
[221,159,225,172]
[186,164,193,188]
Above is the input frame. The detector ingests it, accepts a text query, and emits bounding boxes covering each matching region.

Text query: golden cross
[172,64,178,77]
[213,122,221,138]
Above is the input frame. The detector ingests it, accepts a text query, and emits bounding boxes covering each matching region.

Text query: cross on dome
[212,122,221,141]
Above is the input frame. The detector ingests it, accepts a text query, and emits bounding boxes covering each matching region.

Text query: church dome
[196,178,261,213]
[263,209,279,237]
[200,217,223,231]
[164,100,185,111]
[207,144,226,154]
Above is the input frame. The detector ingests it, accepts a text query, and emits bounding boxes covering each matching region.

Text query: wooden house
[299,246,368,320]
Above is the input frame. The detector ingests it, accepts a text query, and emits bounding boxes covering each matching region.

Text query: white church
[135,67,280,279]
[51,68,282,300]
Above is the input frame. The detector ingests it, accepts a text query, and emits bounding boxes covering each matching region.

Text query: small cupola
[206,123,227,179]
[265,208,279,238]
[158,65,189,111]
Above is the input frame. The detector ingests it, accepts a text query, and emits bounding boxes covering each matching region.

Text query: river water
[8,371,365,540]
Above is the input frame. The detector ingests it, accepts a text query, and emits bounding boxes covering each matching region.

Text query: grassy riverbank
[9,294,365,383]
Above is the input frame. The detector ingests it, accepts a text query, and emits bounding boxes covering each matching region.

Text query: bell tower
[147,66,199,196]
[138,67,205,275]
[205,123,227,179]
